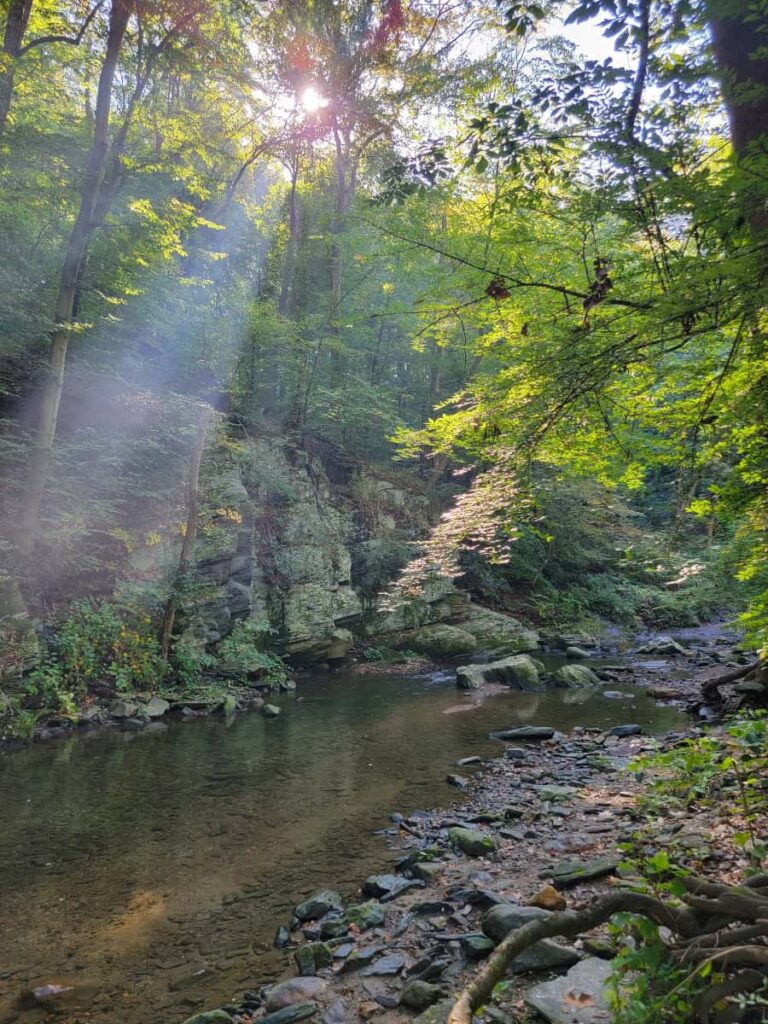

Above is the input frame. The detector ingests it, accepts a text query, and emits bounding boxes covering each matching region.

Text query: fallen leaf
[564,991,594,1007]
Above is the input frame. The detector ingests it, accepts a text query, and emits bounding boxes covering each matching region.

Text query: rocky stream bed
[1,622,760,1024]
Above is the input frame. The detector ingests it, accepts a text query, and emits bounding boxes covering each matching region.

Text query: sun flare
[300,86,328,113]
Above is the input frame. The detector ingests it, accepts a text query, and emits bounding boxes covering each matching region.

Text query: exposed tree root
[446,880,768,1024]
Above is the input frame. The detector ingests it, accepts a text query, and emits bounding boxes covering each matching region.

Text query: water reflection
[0,673,683,1023]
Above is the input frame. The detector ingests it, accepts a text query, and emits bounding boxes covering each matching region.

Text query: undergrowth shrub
[215,618,287,683]
[28,599,167,700]
[605,715,768,1024]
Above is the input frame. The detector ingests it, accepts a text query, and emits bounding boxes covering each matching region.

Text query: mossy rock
[395,624,478,658]
[552,664,600,688]
[448,827,497,857]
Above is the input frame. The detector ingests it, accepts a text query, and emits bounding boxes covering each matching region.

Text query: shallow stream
[0,669,685,1024]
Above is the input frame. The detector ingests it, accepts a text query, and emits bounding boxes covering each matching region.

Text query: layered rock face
[177,436,539,664]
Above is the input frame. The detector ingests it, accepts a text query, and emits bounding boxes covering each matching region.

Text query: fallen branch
[701,661,759,703]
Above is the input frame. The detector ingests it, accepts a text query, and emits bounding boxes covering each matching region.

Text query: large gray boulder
[396,624,478,658]
[456,607,540,656]
[456,654,543,690]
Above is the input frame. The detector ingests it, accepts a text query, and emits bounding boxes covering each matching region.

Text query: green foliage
[30,600,167,697]
[216,618,287,684]
[169,640,216,691]
[631,714,768,869]
[601,714,768,1022]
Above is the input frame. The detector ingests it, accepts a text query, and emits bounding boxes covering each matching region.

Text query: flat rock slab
[552,855,621,888]
[525,957,613,1023]
[360,954,406,976]
[489,726,555,741]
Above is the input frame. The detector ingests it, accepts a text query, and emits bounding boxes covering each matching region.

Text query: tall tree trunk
[707,0,768,237]
[0,0,32,138]
[19,0,130,554]
[160,406,210,659]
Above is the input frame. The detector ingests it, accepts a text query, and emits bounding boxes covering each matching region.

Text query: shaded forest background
[0,0,766,717]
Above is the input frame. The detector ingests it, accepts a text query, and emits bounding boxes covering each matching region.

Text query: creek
[0,667,685,1024]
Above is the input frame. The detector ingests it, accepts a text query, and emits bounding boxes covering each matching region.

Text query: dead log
[701,661,759,703]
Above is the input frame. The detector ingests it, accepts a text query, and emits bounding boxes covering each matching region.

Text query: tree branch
[19,0,106,54]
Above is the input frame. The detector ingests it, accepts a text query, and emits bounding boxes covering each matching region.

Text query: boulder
[525,957,613,1024]
[262,704,282,718]
[400,981,445,1011]
[446,773,468,789]
[565,646,590,659]
[552,664,600,688]
[294,890,343,922]
[325,628,354,661]
[294,943,332,976]
[448,827,497,857]
[635,635,689,656]
[109,699,139,718]
[456,654,542,691]
[609,723,642,737]
[343,900,385,930]
[456,607,540,656]
[482,906,581,973]
[142,696,170,718]
[412,862,443,884]
[395,624,478,659]
[266,978,328,1012]
[482,903,550,942]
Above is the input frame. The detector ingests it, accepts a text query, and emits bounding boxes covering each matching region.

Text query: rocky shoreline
[172,627,756,1024]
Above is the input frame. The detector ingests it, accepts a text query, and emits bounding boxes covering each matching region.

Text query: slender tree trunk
[19,0,130,554]
[0,0,32,138]
[328,125,356,375]
[160,406,210,659]
[278,152,301,315]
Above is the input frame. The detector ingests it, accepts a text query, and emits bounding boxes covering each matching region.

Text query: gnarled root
[446,882,768,1024]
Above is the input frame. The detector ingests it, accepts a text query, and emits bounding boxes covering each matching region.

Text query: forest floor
[182,627,763,1024]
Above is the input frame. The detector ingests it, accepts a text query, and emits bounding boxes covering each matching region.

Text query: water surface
[0,671,684,1024]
